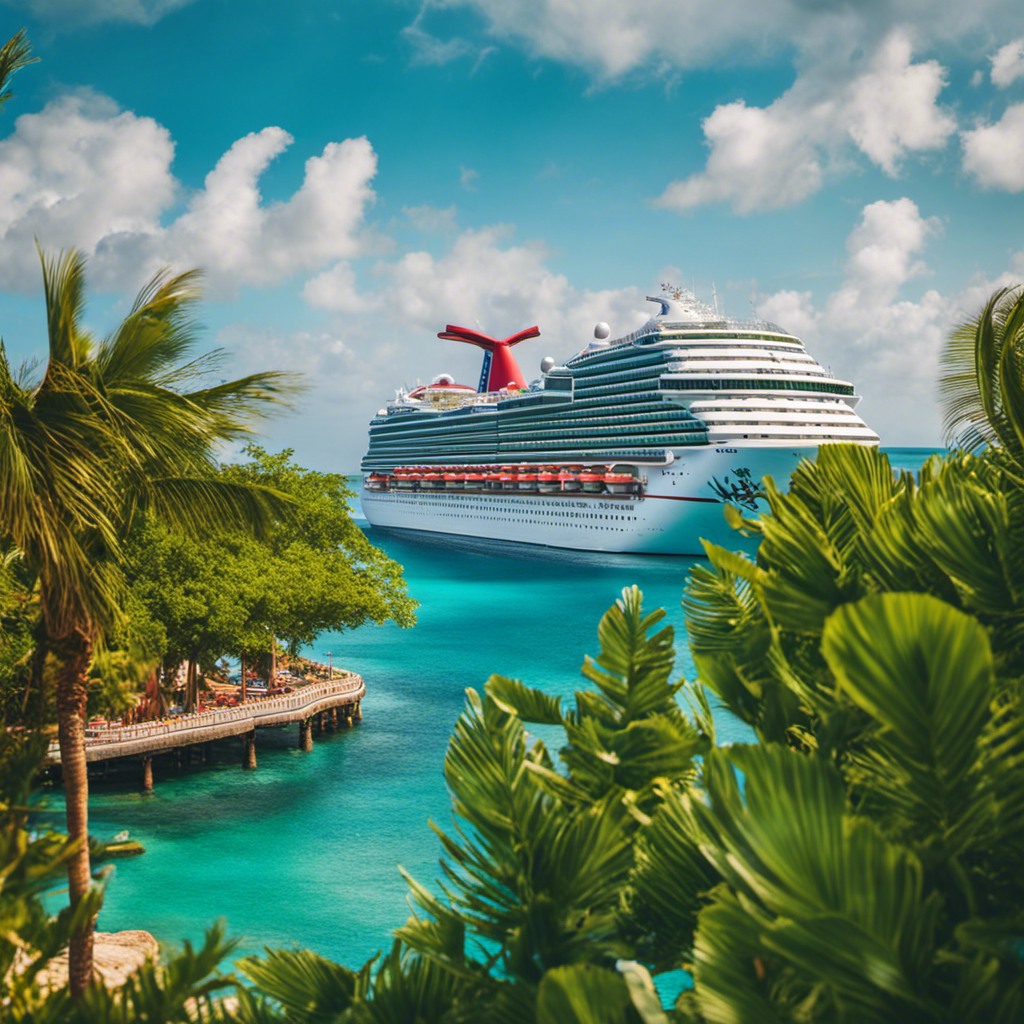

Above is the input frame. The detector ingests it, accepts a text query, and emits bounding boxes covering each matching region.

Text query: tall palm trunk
[55,627,96,997]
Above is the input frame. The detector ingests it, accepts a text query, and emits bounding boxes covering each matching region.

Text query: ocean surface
[39,448,940,972]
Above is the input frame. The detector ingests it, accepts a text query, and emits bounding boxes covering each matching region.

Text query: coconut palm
[0,29,37,112]
[0,248,297,995]
[940,285,1024,475]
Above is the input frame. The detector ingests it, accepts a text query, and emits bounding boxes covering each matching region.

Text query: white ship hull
[360,445,817,555]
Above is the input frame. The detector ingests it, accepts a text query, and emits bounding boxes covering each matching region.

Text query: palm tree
[940,284,1024,475]
[0,248,297,995]
[0,29,37,112]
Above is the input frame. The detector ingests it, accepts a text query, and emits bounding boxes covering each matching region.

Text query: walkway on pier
[46,673,365,765]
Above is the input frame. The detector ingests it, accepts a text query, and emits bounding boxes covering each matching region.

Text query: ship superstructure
[359,291,878,554]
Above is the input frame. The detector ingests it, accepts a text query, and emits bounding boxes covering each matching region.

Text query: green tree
[123,446,416,710]
[0,249,297,994]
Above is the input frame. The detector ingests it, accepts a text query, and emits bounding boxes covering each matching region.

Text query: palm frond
[940,285,1024,464]
[39,247,92,372]
[822,592,995,854]
[0,29,38,110]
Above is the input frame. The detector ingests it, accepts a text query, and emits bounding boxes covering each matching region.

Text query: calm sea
[41,448,939,969]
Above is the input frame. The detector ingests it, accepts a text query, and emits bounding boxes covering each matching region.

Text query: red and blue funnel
[438,324,539,393]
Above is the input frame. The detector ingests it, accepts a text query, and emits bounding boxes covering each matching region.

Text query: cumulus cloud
[459,165,479,190]
[1,0,196,26]
[287,223,654,466]
[419,0,1022,82]
[0,92,380,293]
[0,91,176,289]
[656,31,956,213]
[755,198,1021,445]
[991,37,1024,87]
[961,103,1024,191]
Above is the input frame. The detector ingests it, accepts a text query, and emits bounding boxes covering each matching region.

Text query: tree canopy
[124,446,417,680]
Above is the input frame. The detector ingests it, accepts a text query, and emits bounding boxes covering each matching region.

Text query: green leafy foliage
[234,586,708,1023]
[122,446,417,688]
[684,444,1024,757]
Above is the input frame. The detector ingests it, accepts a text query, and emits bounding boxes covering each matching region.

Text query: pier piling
[353,700,362,722]
[299,718,313,752]
[142,755,153,793]
[243,730,257,770]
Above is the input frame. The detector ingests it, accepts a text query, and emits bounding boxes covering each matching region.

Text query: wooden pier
[46,674,365,789]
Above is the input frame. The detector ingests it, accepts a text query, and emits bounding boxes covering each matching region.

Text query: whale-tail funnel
[438,324,539,393]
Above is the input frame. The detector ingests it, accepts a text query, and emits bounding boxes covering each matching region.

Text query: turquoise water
[39,448,939,969]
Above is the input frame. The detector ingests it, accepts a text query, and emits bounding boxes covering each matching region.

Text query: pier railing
[46,674,365,764]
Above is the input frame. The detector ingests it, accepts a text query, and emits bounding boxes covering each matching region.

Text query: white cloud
[755,199,1020,446]
[843,32,955,175]
[0,91,176,289]
[421,0,1022,82]
[2,0,197,26]
[991,37,1024,87]
[961,103,1024,191]
[655,97,826,213]
[282,224,654,467]
[402,204,458,232]
[656,31,955,213]
[0,92,380,293]
[459,165,479,190]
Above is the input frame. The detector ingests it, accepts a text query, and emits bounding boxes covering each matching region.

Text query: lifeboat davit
[578,466,606,493]
[558,466,582,492]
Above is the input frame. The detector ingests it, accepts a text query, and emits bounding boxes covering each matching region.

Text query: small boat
[499,466,518,491]
[485,468,504,491]
[537,466,560,493]
[421,470,444,490]
[464,469,486,489]
[516,467,539,491]
[558,467,582,492]
[579,466,606,493]
[366,472,389,491]
[444,469,466,489]
[604,467,638,494]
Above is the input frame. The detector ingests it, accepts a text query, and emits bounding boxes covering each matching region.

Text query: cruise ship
[359,290,878,554]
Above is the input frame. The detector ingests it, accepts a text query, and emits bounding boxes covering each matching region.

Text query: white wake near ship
[359,289,878,555]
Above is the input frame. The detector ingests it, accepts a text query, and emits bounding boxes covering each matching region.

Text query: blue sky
[2,0,1024,468]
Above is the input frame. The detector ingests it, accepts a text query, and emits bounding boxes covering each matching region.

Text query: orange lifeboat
[464,469,486,489]
[366,472,388,491]
[516,466,539,491]
[444,468,466,489]
[578,466,606,493]
[485,467,504,490]
[604,466,638,495]
[537,466,560,493]
[558,466,582,492]
[394,467,418,490]
[421,469,444,490]
[499,465,517,490]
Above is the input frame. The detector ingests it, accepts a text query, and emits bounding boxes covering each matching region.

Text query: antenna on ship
[712,281,719,315]
[749,285,757,319]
